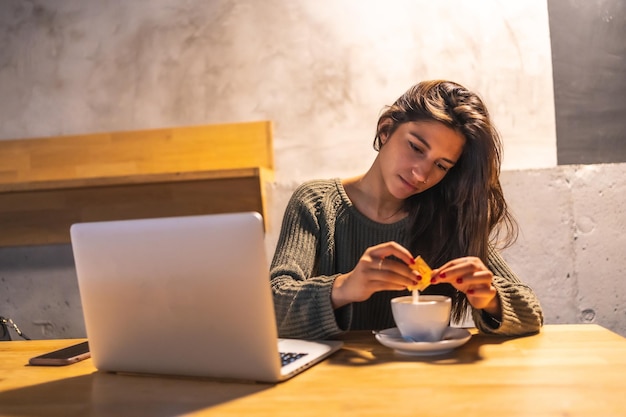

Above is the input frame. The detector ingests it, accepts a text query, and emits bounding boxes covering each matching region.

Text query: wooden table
[1,324,625,417]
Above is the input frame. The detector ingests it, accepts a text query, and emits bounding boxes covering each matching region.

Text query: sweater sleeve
[270,183,346,340]
[472,247,544,336]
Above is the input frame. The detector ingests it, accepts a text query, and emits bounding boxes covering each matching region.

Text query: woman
[270,80,543,340]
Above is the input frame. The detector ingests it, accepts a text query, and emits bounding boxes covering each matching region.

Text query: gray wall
[548,0,626,164]
[1,1,625,339]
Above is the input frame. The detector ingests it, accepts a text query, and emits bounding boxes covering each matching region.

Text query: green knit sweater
[270,179,543,340]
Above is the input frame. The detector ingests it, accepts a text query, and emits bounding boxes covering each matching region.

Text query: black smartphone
[28,341,91,366]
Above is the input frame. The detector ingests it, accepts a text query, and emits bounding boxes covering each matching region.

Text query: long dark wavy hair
[374,80,518,323]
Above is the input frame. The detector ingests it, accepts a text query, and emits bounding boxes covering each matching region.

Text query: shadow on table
[0,370,271,417]
[328,331,514,367]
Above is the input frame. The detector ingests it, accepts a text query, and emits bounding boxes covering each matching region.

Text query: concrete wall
[1,0,624,339]
[500,164,626,334]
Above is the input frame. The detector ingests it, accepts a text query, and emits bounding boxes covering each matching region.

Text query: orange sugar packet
[407,256,433,292]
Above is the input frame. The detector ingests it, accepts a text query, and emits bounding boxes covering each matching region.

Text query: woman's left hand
[431,257,501,316]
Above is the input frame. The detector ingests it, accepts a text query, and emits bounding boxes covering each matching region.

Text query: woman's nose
[411,165,431,184]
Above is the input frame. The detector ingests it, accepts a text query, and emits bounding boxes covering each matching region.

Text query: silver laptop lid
[71,212,284,382]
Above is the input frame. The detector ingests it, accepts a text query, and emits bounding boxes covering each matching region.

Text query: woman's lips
[398,175,419,192]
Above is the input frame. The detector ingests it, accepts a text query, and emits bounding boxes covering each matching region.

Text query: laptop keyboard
[280,351,308,366]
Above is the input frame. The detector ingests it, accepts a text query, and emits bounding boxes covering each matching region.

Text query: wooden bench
[0,121,274,247]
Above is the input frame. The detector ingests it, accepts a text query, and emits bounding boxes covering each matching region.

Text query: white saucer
[374,327,472,356]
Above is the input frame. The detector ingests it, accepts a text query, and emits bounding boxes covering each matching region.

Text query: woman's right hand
[331,241,420,309]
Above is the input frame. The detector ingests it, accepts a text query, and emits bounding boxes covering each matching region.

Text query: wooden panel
[0,121,273,184]
[0,122,274,247]
[0,169,270,246]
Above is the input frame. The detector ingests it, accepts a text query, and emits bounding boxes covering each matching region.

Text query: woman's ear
[377,118,393,145]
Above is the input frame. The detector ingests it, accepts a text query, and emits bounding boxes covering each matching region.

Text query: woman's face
[379,120,465,200]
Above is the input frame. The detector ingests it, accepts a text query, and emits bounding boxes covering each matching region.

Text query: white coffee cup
[391,295,451,342]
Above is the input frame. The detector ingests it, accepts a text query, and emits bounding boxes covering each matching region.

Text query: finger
[433,258,487,282]
[367,241,415,266]
[373,279,414,292]
[373,257,385,271]
[432,256,471,272]
[376,264,420,288]
[455,270,493,286]
[466,286,498,308]
[467,285,496,295]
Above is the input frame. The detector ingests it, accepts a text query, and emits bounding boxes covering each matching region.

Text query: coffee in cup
[391,295,451,342]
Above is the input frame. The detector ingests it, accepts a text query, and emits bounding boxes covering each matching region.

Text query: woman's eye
[409,142,423,153]
[436,163,449,172]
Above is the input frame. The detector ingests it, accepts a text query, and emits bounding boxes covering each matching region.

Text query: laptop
[70,211,343,383]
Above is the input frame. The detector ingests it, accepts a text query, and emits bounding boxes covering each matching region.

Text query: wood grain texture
[0,121,273,183]
[1,325,625,417]
[0,122,274,246]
